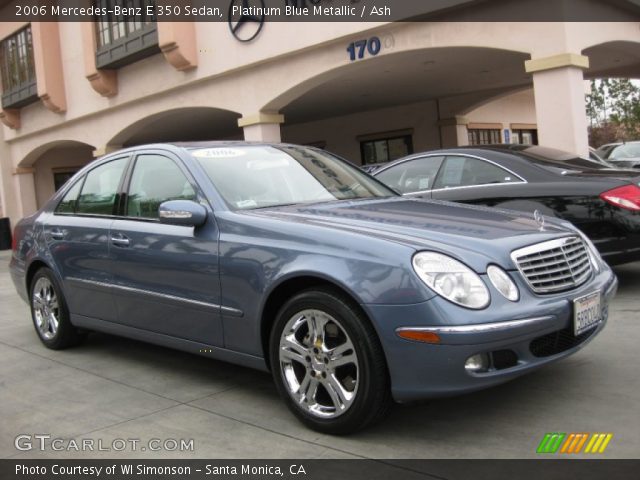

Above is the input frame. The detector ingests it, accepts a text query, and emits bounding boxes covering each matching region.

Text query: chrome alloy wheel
[278,309,359,418]
[32,277,60,340]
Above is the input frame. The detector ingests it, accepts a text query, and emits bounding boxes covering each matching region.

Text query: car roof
[379,143,613,162]
[168,141,296,148]
[101,141,313,156]
[378,144,574,163]
[381,142,640,174]
[599,141,640,148]
[93,142,323,163]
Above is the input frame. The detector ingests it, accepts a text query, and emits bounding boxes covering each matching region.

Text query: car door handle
[110,234,130,247]
[49,228,66,240]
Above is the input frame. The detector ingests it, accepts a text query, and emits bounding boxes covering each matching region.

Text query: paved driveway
[1,250,638,459]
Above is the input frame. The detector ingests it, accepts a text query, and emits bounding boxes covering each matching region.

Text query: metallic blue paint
[9,143,618,402]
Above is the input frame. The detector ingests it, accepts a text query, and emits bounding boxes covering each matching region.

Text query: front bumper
[364,267,618,403]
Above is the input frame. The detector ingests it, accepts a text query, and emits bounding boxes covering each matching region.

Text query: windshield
[610,144,640,159]
[193,145,396,210]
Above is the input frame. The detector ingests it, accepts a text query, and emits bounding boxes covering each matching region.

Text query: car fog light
[465,353,489,373]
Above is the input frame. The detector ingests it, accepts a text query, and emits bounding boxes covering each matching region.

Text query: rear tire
[269,288,392,434]
[30,267,84,350]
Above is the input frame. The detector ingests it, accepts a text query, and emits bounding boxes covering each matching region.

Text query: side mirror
[158,200,207,227]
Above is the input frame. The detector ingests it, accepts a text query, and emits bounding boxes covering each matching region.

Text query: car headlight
[412,252,490,309]
[487,265,519,302]
[577,230,602,273]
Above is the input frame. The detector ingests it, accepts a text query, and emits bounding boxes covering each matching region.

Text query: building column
[13,168,38,218]
[81,22,117,97]
[525,53,590,157]
[158,22,198,71]
[238,112,284,142]
[0,135,16,224]
[438,116,469,148]
[32,22,67,113]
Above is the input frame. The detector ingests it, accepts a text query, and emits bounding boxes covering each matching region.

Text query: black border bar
[1,0,639,22]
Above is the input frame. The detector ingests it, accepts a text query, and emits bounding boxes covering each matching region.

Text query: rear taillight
[600,185,640,212]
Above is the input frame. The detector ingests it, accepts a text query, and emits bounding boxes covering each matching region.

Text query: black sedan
[372,144,640,266]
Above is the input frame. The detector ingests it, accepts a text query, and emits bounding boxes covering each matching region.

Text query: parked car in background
[589,147,615,168]
[373,144,640,266]
[595,141,640,169]
[361,162,388,174]
[10,142,617,434]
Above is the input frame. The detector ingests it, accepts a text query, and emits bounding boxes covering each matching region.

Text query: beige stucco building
[0,0,639,231]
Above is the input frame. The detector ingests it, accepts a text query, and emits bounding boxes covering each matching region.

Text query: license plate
[573,292,602,336]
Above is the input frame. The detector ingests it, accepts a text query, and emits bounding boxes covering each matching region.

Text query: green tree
[586,79,640,145]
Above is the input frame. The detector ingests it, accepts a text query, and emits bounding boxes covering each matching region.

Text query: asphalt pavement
[1,250,638,459]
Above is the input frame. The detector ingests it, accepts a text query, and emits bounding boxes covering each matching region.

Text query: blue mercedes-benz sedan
[10,142,617,434]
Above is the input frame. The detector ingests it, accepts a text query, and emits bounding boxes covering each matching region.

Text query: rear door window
[434,156,520,189]
[76,158,128,215]
[377,156,444,194]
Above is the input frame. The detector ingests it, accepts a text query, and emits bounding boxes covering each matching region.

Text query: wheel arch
[260,274,379,371]
[25,259,52,293]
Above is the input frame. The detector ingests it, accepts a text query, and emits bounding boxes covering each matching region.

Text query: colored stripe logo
[537,433,613,454]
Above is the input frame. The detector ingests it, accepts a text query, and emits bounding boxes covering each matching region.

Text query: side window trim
[432,154,527,192]
[115,154,135,217]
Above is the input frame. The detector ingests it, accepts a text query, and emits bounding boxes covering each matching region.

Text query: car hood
[249,198,575,271]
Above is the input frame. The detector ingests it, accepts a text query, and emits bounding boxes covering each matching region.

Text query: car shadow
[612,262,640,295]
[74,329,585,445]
[74,331,274,395]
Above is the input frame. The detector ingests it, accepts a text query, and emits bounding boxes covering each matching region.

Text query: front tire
[30,267,84,350]
[269,288,392,434]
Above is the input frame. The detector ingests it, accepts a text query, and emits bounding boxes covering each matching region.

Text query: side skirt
[71,314,269,372]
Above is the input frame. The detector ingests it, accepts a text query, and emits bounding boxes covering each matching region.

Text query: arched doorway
[19,140,95,209]
[106,107,243,150]
[263,47,532,163]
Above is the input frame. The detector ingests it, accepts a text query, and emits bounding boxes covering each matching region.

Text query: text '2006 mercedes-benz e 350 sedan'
[10,142,618,434]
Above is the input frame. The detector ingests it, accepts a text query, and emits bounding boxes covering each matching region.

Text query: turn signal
[396,329,441,344]
[600,185,640,212]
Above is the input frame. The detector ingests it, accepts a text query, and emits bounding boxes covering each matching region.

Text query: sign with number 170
[347,37,382,61]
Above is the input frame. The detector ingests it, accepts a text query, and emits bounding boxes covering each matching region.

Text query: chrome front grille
[511,236,592,294]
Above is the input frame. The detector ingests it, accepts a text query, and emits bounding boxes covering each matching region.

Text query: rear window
[76,158,128,215]
[514,146,611,171]
[610,144,640,159]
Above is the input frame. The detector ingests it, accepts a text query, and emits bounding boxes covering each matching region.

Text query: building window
[0,26,38,109]
[305,141,327,150]
[54,170,81,192]
[360,134,413,165]
[468,129,501,145]
[94,0,159,69]
[512,129,538,145]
